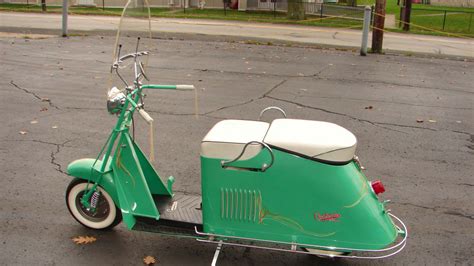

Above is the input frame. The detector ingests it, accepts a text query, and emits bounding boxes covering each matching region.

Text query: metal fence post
[442,10,447,30]
[360,6,371,56]
[62,0,68,37]
[224,0,227,16]
[273,0,276,18]
[469,13,473,32]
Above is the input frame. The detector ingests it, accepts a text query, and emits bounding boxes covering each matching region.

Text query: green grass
[356,0,473,35]
[0,3,364,28]
[410,9,473,34]
[0,2,472,37]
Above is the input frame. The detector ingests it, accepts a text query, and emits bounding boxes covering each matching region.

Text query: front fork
[79,90,134,212]
[80,168,107,212]
[80,183,99,211]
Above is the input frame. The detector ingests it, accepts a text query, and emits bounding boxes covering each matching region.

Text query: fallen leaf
[428,119,437,123]
[143,256,156,265]
[40,107,48,112]
[41,98,50,102]
[19,131,28,135]
[72,236,96,245]
[364,106,373,110]
[30,120,38,124]
[52,125,58,129]
[456,120,462,123]
[416,119,424,123]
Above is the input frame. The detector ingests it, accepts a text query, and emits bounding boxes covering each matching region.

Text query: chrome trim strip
[195,213,407,259]
[221,141,274,172]
[244,190,248,221]
[253,190,257,222]
[220,188,224,219]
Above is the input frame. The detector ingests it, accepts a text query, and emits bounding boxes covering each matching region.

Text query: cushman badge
[315,213,341,222]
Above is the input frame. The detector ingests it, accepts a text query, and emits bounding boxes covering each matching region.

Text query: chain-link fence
[410,8,474,33]
[246,0,365,20]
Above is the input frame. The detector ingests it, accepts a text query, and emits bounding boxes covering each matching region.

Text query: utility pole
[403,0,412,31]
[371,0,386,53]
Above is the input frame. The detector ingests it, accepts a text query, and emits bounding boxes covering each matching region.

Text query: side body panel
[201,149,398,250]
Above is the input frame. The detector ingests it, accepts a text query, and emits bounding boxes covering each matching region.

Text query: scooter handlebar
[138,108,154,124]
[176,85,195,90]
[141,84,195,90]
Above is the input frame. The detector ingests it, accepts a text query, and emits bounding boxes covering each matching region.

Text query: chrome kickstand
[211,240,223,266]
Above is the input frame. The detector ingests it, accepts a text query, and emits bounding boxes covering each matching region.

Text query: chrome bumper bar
[195,213,407,260]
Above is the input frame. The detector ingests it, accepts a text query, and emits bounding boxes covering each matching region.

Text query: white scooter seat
[201,120,270,160]
[264,119,357,163]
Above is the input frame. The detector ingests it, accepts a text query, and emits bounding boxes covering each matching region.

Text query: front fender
[67,158,119,207]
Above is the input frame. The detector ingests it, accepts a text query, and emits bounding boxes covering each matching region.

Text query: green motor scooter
[65,1,407,263]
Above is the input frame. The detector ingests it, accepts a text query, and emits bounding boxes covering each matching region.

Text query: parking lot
[0,34,473,265]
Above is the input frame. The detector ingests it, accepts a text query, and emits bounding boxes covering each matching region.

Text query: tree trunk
[41,0,47,12]
[287,0,305,20]
[347,0,357,7]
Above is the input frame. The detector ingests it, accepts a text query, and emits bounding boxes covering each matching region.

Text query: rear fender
[67,158,119,207]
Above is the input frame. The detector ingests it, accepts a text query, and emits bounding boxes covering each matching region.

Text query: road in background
[0,12,473,58]
[0,34,473,265]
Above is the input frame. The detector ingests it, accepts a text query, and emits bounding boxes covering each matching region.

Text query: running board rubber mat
[133,192,203,233]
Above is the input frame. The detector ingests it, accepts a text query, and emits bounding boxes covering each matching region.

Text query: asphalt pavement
[0,34,473,265]
[0,12,473,58]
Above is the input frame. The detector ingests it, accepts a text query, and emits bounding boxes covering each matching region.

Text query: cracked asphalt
[0,34,473,265]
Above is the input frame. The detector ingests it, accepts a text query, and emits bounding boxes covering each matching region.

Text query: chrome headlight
[107,87,126,114]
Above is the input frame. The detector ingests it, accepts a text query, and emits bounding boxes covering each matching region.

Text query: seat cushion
[201,120,270,160]
[264,119,357,163]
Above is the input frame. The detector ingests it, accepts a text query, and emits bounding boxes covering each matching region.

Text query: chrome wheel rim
[76,191,110,222]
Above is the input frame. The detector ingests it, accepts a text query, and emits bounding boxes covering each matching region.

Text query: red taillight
[371,180,385,195]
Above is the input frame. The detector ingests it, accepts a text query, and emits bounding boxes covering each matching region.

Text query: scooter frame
[69,42,408,264]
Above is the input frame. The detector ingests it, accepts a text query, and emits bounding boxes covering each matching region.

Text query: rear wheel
[66,179,122,230]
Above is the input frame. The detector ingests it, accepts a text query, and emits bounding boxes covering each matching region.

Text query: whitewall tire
[66,179,122,230]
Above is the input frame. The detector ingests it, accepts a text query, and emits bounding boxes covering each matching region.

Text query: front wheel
[66,179,122,230]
